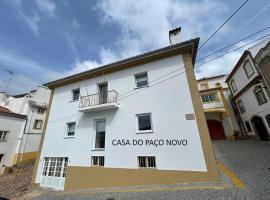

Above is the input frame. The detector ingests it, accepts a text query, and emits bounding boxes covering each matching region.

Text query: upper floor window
[33,119,43,130]
[135,72,148,88]
[254,88,268,105]
[138,156,156,168]
[200,83,209,90]
[67,122,76,136]
[136,113,152,133]
[243,60,255,79]
[91,156,104,167]
[265,114,270,128]
[95,120,106,149]
[71,88,80,101]
[230,79,238,93]
[0,131,8,142]
[37,107,45,114]
[237,99,246,114]
[201,93,218,103]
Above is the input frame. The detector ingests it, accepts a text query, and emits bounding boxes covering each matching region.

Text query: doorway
[251,116,269,141]
[98,82,108,104]
[207,120,226,140]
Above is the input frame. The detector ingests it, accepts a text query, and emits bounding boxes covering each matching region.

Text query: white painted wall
[0,115,26,173]
[35,54,208,184]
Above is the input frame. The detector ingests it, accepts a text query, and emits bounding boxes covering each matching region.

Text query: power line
[119,33,270,101]
[198,0,249,50]
[118,26,270,98]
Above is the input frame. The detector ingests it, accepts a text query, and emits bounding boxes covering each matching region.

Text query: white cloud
[34,0,56,17]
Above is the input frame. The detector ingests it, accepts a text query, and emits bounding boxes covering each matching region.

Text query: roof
[0,105,27,119]
[13,89,37,98]
[44,38,200,89]
[225,50,252,83]
[197,74,227,82]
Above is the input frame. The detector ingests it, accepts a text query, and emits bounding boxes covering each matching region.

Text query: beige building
[197,75,239,140]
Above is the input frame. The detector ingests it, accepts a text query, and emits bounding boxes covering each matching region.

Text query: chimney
[169,27,181,45]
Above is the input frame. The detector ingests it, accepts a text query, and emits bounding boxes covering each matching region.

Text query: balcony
[78,90,119,112]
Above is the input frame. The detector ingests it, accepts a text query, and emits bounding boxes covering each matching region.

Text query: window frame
[33,119,43,130]
[42,157,68,178]
[200,83,209,90]
[66,122,76,137]
[243,60,255,79]
[200,92,219,103]
[134,72,149,88]
[93,119,106,150]
[230,79,238,93]
[0,131,8,142]
[237,99,246,114]
[91,156,104,167]
[37,107,45,114]
[71,88,80,101]
[138,156,156,168]
[244,121,252,132]
[136,113,153,134]
[253,87,268,105]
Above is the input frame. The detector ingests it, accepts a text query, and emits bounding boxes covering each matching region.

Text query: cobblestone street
[29,140,270,200]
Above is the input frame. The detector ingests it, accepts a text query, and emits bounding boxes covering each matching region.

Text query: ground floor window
[0,131,8,142]
[42,157,68,177]
[0,154,3,163]
[91,156,104,167]
[245,121,252,132]
[265,114,270,128]
[138,156,156,168]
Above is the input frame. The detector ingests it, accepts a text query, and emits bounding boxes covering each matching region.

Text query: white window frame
[230,79,238,93]
[200,93,219,103]
[243,60,255,79]
[136,113,153,134]
[71,88,80,101]
[0,131,8,142]
[138,156,156,168]
[237,99,246,114]
[200,83,209,90]
[91,156,104,167]
[93,119,106,150]
[254,88,268,105]
[42,157,68,178]
[66,122,76,137]
[134,72,149,88]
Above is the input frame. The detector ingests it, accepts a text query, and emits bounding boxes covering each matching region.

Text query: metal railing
[79,90,119,108]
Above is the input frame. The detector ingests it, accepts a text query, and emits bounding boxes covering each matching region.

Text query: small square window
[33,120,43,130]
[72,89,80,101]
[137,113,152,132]
[91,156,104,167]
[67,122,76,136]
[138,156,156,168]
[200,83,208,90]
[135,73,148,88]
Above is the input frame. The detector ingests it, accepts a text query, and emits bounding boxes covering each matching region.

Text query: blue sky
[0,0,270,94]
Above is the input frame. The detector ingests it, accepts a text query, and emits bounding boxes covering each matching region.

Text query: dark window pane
[95,131,105,148]
[135,73,148,88]
[138,115,151,131]
[72,89,80,100]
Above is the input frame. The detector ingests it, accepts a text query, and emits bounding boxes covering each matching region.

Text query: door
[98,83,108,104]
[207,120,226,140]
[251,116,269,141]
[40,157,68,190]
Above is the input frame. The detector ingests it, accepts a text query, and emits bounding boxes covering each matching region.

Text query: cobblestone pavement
[32,140,270,200]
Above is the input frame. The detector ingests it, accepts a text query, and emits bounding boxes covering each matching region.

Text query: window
[201,93,218,103]
[37,107,45,114]
[135,72,148,88]
[71,88,80,101]
[245,121,252,132]
[91,156,104,167]
[138,156,156,168]
[237,100,246,114]
[42,157,68,177]
[0,154,3,163]
[254,88,268,105]
[200,83,209,90]
[66,122,76,136]
[0,131,8,142]
[230,79,238,93]
[137,113,152,132]
[243,60,255,79]
[265,114,270,128]
[95,120,106,149]
[33,120,43,129]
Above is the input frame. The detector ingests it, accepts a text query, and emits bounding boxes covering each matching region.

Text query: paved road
[33,140,270,200]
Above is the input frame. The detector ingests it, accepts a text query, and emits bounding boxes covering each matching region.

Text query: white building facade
[0,86,50,174]
[226,50,270,141]
[197,75,239,140]
[33,37,219,191]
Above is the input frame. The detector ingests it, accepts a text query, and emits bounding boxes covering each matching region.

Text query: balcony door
[98,82,108,104]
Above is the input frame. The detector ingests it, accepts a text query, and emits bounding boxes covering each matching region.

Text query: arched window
[266,114,270,128]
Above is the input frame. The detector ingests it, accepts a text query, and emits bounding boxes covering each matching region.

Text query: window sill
[69,99,79,102]
[91,148,105,151]
[134,85,149,90]
[63,136,75,139]
[136,130,153,134]
[138,167,157,170]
